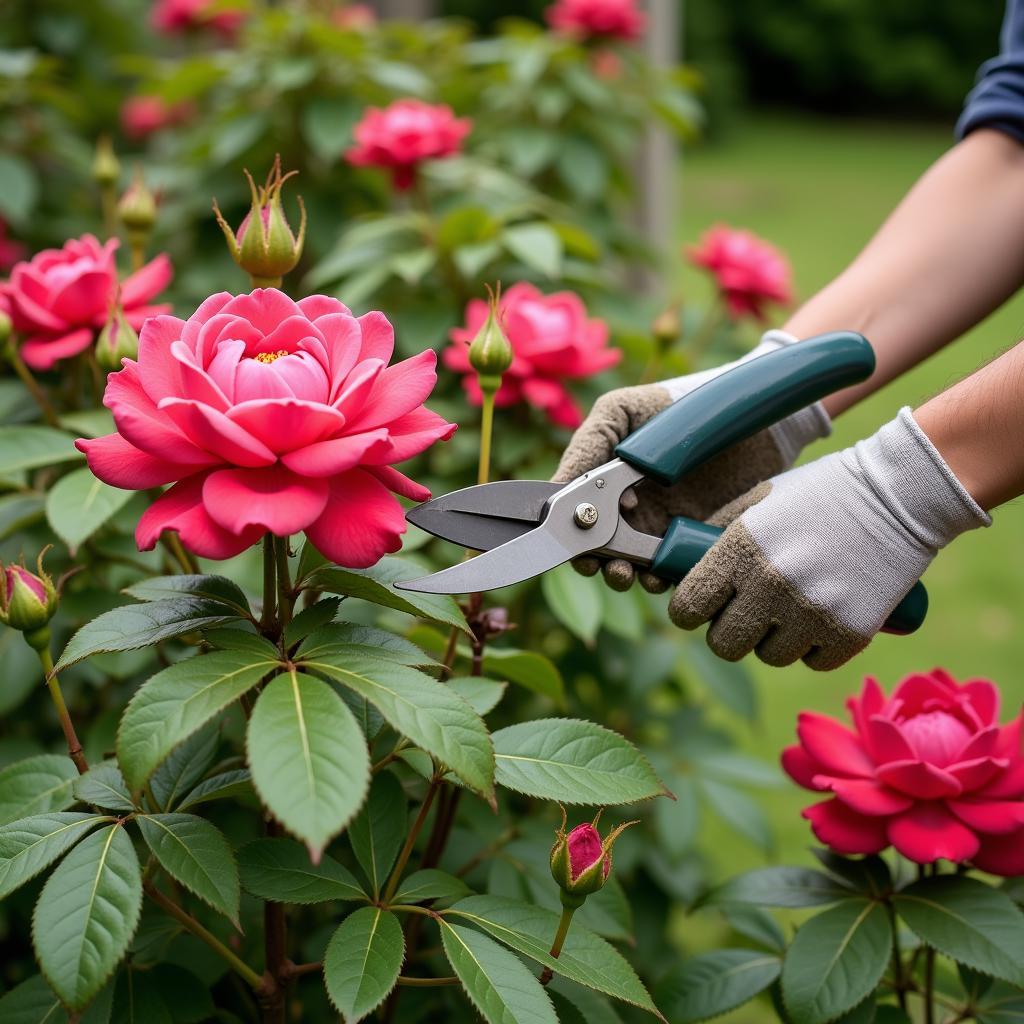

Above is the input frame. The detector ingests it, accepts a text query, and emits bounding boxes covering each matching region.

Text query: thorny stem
[260,535,277,631]
[162,532,198,575]
[397,975,460,987]
[922,862,937,1024]
[274,536,292,631]
[38,648,88,775]
[477,390,495,487]
[6,344,61,427]
[144,883,263,990]
[538,905,576,986]
[382,776,441,904]
[888,901,908,1012]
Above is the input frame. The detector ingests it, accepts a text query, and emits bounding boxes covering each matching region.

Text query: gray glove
[552,331,831,592]
[671,407,990,670]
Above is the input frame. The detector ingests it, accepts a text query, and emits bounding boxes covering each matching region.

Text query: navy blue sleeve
[957,0,1024,143]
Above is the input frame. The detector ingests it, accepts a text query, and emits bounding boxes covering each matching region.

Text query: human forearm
[914,339,1024,510]
[781,129,1024,416]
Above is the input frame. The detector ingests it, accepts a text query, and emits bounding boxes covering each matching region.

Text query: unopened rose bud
[0,309,11,349]
[118,169,158,235]
[96,304,140,372]
[213,154,307,287]
[1,554,59,650]
[92,136,121,189]
[469,285,513,394]
[549,807,636,908]
[651,303,681,345]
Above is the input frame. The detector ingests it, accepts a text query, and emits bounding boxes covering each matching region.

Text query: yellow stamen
[254,349,290,364]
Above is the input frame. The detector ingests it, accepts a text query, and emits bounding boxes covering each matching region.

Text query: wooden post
[631,0,680,295]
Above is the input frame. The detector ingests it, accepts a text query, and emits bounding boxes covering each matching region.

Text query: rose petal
[818,777,913,817]
[802,798,889,855]
[160,398,277,467]
[864,716,916,765]
[203,466,329,536]
[781,745,827,790]
[847,676,886,737]
[362,407,457,465]
[948,756,1007,793]
[20,329,95,370]
[345,349,438,431]
[949,799,1024,835]
[876,760,963,799]
[366,465,430,502]
[887,803,980,864]
[969,828,1024,876]
[76,433,199,489]
[797,711,875,778]
[962,680,1000,727]
[280,429,389,477]
[120,253,173,309]
[137,474,262,559]
[305,468,407,568]
[137,315,188,403]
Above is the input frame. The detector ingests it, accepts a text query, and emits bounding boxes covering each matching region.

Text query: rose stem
[6,345,61,428]
[145,883,262,989]
[162,532,198,575]
[397,976,460,987]
[887,901,908,1011]
[38,646,88,775]
[538,905,576,986]
[259,534,277,632]
[273,536,292,631]
[381,776,442,905]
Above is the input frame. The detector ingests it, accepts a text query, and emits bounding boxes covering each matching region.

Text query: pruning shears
[396,331,928,636]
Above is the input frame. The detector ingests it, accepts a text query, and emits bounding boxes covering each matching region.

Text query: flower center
[254,349,290,364]
[899,710,972,767]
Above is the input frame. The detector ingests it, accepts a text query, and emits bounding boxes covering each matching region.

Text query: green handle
[650,516,928,636]
[615,331,876,486]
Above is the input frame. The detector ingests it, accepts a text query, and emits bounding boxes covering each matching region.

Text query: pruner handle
[650,516,928,636]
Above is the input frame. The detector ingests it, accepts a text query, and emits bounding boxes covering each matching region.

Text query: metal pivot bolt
[574,502,599,529]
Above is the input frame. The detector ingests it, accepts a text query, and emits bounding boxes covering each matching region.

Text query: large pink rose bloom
[545,0,646,41]
[688,224,793,322]
[444,282,620,429]
[2,235,172,371]
[346,99,471,191]
[76,289,456,566]
[151,0,245,37]
[783,670,1024,875]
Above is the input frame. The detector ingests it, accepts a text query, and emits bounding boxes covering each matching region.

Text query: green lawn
[670,113,1024,1001]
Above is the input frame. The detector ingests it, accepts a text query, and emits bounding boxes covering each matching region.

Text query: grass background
[668,114,1024,1014]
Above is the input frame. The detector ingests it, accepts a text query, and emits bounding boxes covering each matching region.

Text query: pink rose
[120,96,193,140]
[783,670,1024,875]
[2,235,172,370]
[445,282,620,428]
[687,224,793,322]
[0,218,25,272]
[151,0,245,37]
[332,3,376,30]
[346,99,471,191]
[545,0,646,42]
[566,823,609,881]
[76,289,456,566]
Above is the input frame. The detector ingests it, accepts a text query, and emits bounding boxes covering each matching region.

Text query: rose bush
[2,234,171,369]
[784,669,1024,873]
[445,282,621,427]
[78,288,455,565]
[546,0,647,41]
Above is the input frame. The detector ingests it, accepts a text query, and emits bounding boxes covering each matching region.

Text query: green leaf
[302,652,494,801]
[976,981,1024,1023]
[177,769,252,811]
[656,949,781,1024]
[58,409,114,439]
[678,644,758,721]
[491,719,665,805]
[0,974,68,1023]
[45,468,133,555]
[0,812,112,899]
[0,153,38,226]
[282,597,342,648]
[55,598,245,672]
[392,868,471,905]
[0,491,45,542]
[541,563,602,644]
[781,899,893,1024]
[323,907,404,1023]
[653,774,699,858]
[123,574,252,615]
[437,207,500,250]
[302,557,470,635]
[722,906,787,954]
[556,137,608,201]
[73,761,135,812]
[237,837,364,904]
[33,824,142,1010]
[137,814,239,925]
[812,849,892,897]
[204,627,279,658]
[347,772,406,899]
[248,671,371,858]
[893,876,1024,987]
[503,222,563,278]
[210,110,267,165]
[447,895,661,1017]
[449,677,507,716]
[0,426,82,476]
[481,648,565,707]
[302,96,361,160]
[297,621,436,667]
[0,754,78,825]
[698,778,772,850]
[117,648,278,791]
[148,723,220,812]
[441,920,558,1024]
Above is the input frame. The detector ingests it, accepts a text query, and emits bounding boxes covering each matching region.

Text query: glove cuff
[858,407,991,551]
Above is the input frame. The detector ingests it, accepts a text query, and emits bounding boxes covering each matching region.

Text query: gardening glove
[670,407,990,670]
[552,330,831,592]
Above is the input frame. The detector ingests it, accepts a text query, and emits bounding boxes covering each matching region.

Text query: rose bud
[0,307,12,349]
[468,285,514,395]
[96,303,140,372]
[118,169,158,238]
[549,807,637,908]
[92,136,121,189]
[651,303,681,345]
[1,554,59,650]
[213,154,306,287]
